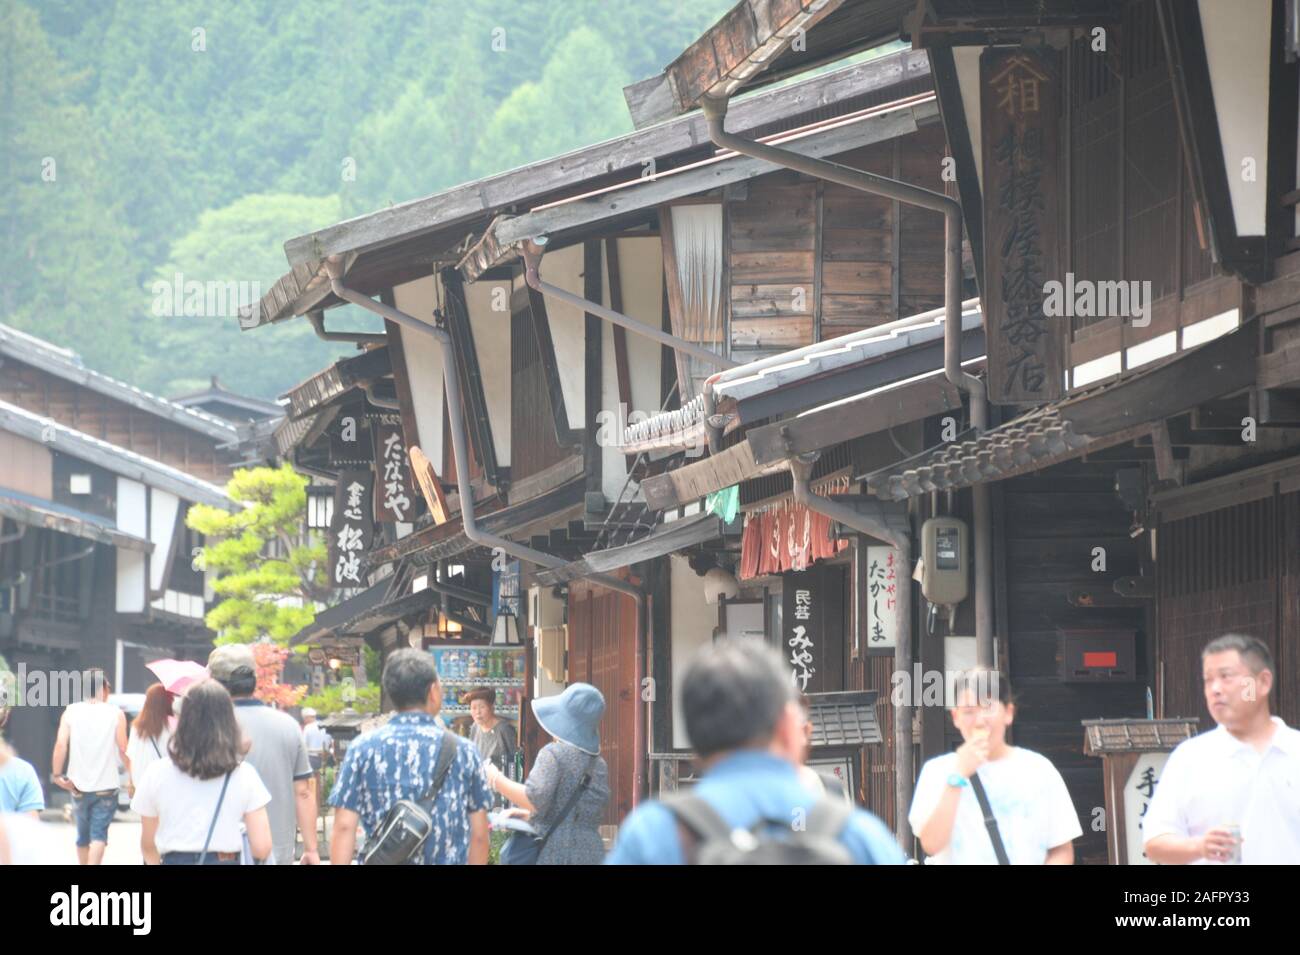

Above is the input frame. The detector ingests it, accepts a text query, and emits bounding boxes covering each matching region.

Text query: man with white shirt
[51,669,127,865]
[1144,633,1300,865]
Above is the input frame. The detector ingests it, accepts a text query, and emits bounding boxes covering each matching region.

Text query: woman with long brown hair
[131,680,273,865]
[125,684,174,799]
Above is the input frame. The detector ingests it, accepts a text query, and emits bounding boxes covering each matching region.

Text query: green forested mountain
[0,0,729,399]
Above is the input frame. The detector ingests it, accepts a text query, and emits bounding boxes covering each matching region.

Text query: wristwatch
[946,772,969,789]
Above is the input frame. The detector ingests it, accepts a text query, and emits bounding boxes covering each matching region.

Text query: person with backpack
[328,649,491,865]
[484,683,610,865]
[125,684,175,799]
[131,680,273,865]
[908,668,1081,864]
[606,638,904,865]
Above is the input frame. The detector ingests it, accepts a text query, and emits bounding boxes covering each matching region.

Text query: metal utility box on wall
[920,516,969,606]
[1059,629,1137,682]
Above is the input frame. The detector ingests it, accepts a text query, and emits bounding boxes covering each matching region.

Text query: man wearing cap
[208,644,319,865]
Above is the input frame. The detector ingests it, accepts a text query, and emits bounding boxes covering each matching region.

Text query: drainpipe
[701,96,994,667]
[521,239,738,371]
[788,455,914,848]
[359,381,401,411]
[307,310,387,345]
[327,263,648,805]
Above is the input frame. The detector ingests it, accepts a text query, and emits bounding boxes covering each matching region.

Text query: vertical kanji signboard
[371,417,416,523]
[981,47,1064,404]
[329,470,374,588]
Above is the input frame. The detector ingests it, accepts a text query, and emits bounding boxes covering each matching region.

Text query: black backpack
[663,793,857,865]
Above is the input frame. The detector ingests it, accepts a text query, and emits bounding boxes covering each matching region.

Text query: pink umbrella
[145,659,210,695]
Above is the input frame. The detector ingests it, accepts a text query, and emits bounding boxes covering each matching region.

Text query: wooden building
[0,323,262,483]
[620,0,1300,863]
[0,395,234,787]
[238,47,965,827]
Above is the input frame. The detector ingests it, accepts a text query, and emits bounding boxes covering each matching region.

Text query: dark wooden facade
[0,357,243,483]
[726,124,949,362]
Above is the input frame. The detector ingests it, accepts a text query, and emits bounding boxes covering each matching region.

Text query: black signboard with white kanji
[371,417,416,523]
[328,470,374,588]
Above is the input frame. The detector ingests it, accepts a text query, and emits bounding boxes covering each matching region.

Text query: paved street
[35,809,144,865]
[31,808,332,865]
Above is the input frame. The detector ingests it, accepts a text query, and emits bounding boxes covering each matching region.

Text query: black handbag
[500,755,595,865]
[969,772,1011,865]
[360,733,456,865]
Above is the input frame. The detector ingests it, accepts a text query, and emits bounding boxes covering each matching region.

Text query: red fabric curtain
[738,493,849,580]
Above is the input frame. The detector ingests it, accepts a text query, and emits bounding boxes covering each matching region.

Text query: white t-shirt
[1142,718,1300,865]
[909,747,1083,864]
[131,759,271,855]
[126,725,172,789]
[63,701,123,792]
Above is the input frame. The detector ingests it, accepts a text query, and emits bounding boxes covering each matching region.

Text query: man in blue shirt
[329,649,491,865]
[607,638,903,865]
[0,706,44,817]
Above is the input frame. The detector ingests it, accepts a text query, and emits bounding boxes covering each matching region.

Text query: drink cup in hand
[956,731,990,777]
[1203,825,1242,864]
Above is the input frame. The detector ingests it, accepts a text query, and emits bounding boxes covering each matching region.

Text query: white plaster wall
[601,235,664,504]
[536,243,587,431]
[115,478,147,613]
[954,46,985,194]
[1199,0,1271,236]
[393,277,445,475]
[148,489,180,593]
[463,279,513,467]
[670,555,715,749]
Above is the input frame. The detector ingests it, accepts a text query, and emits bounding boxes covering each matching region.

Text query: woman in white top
[908,669,1082,865]
[131,680,272,865]
[125,684,174,798]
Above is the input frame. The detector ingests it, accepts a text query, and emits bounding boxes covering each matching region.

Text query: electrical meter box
[921,516,969,606]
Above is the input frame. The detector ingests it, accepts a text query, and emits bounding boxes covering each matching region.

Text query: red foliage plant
[252,642,307,708]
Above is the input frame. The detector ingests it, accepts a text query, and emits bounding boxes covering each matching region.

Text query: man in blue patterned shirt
[329,649,491,865]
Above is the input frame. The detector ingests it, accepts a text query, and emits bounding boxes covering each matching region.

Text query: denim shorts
[73,791,118,846]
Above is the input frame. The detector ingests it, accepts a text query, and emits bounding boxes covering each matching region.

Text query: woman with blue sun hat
[484,682,610,864]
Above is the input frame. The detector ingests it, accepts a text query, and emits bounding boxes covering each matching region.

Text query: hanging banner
[782,567,822,694]
[981,47,1064,404]
[864,546,900,650]
[329,406,374,467]
[328,470,374,588]
[738,497,849,580]
[371,418,416,523]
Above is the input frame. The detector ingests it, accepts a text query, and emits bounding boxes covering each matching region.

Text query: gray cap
[207,643,257,683]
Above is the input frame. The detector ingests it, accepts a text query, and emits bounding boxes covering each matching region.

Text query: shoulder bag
[196,772,233,866]
[968,772,1011,865]
[359,732,457,865]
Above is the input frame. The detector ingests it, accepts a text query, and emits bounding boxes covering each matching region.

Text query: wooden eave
[237,53,934,330]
